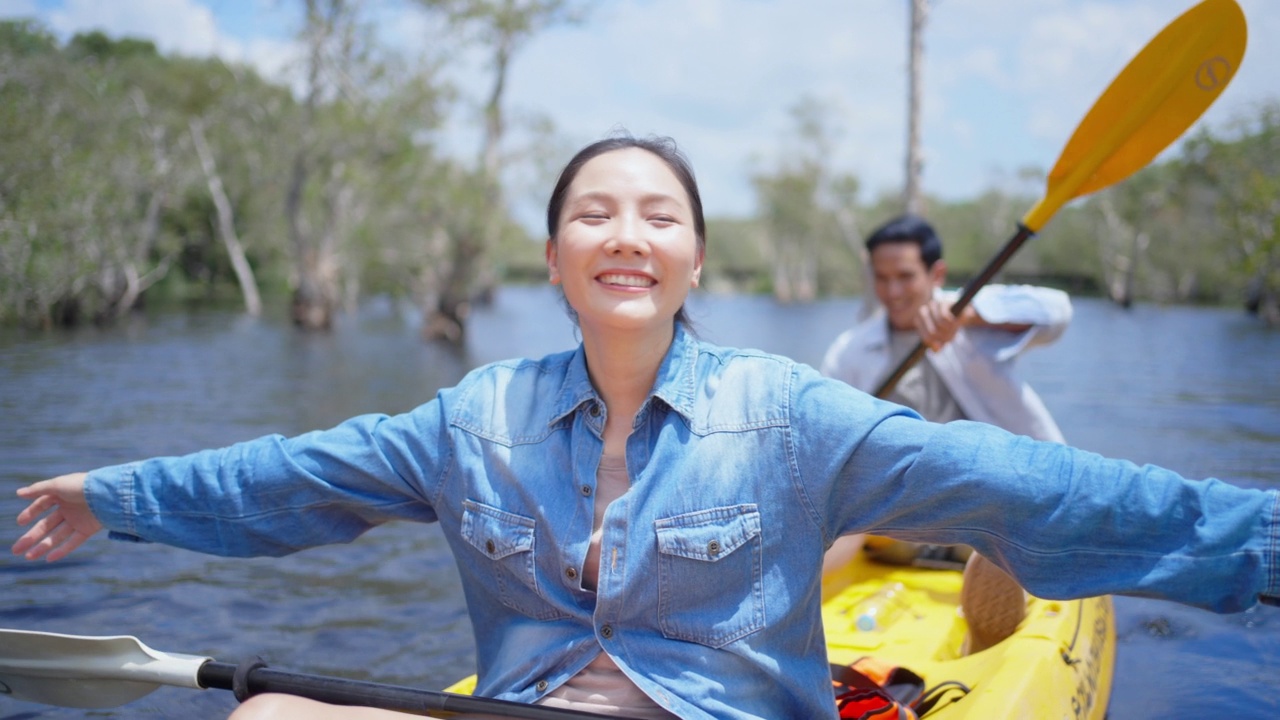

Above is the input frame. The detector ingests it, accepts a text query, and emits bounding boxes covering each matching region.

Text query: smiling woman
[544,136,707,336]
[11,134,1280,720]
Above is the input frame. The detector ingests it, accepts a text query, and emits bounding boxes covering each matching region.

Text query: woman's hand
[12,472,102,562]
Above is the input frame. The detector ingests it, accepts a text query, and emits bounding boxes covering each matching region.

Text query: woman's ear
[546,239,560,285]
[691,247,705,288]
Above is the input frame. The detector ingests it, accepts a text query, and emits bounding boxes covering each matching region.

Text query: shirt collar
[547,323,699,427]
[649,323,698,422]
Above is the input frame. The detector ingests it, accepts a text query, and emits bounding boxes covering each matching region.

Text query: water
[1,286,1278,718]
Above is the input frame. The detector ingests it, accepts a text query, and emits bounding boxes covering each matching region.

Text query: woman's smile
[597,272,657,289]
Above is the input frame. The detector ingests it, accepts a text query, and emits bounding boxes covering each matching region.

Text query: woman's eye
[650,215,676,226]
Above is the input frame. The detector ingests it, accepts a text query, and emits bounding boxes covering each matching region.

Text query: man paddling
[820,213,1073,651]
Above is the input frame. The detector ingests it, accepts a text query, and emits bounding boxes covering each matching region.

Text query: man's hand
[915,300,977,352]
[12,472,101,562]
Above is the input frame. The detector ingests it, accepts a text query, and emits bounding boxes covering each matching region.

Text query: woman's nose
[605,215,649,255]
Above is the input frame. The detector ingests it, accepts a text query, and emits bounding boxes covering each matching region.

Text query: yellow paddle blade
[1022,0,1247,231]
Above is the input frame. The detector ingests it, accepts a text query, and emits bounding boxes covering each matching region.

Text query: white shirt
[820,284,1072,443]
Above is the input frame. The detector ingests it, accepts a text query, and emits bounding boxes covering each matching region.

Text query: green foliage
[0,19,56,56]
[1178,102,1280,319]
[66,30,158,60]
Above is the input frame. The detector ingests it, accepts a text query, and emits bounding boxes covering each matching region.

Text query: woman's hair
[864,213,943,269]
[545,133,706,329]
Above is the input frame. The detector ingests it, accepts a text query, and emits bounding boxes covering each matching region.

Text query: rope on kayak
[913,680,971,717]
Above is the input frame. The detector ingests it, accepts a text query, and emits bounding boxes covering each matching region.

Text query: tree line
[2,8,1276,335]
[731,95,1279,326]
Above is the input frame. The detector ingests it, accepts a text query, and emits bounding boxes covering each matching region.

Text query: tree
[189,117,261,316]
[1181,102,1280,323]
[281,0,356,330]
[752,96,863,302]
[904,0,928,216]
[411,0,586,340]
[0,24,182,326]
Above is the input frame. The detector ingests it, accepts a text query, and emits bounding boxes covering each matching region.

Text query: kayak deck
[823,550,1115,719]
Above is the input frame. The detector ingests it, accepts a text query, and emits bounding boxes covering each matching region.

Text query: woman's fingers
[12,508,62,558]
[15,512,88,562]
[15,493,57,526]
[43,523,86,563]
[16,478,57,499]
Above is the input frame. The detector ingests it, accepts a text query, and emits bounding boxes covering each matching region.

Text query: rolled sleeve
[1261,491,1280,605]
[85,462,148,543]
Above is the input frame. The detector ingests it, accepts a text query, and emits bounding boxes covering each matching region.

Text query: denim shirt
[86,325,1280,720]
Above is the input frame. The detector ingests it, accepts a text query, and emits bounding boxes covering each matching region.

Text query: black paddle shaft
[873,223,1037,399]
[197,660,619,719]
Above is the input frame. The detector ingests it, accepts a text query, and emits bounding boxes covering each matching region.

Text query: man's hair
[864,214,942,269]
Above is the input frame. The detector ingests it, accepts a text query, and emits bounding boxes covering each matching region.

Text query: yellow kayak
[822,547,1115,719]
[446,547,1115,718]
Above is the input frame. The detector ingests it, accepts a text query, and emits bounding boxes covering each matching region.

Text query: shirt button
[485,539,496,555]
[600,624,614,639]
[565,566,578,580]
[580,484,592,496]
[536,680,548,692]
[708,540,721,556]
[589,404,600,417]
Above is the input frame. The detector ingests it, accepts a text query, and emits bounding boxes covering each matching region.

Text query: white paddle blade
[0,629,210,709]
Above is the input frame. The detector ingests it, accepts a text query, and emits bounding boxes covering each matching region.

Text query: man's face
[869,241,947,331]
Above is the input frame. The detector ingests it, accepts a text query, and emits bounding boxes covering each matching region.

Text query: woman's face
[547,148,703,336]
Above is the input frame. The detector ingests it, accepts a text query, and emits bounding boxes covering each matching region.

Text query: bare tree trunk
[481,35,510,179]
[189,118,262,316]
[111,192,172,319]
[1249,275,1280,325]
[773,262,793,303]
[797,252,817,302]
[286,0,344,331]
[424,29,512,341]
[96,89,176,321]
[1097,194,1147,308]
[904,0,928,216]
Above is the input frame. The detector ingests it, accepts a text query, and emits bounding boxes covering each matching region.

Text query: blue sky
[3,0,1277,225]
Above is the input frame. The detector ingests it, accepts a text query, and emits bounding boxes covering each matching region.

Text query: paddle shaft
[873,224,1035,399]
[197,662,615,720]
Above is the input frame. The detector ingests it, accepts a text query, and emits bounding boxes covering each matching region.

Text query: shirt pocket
[461,500,568,622]
[655,504,764,648]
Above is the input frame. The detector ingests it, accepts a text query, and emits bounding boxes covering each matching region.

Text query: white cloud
[500,0,912,215]
[44,0,222,56]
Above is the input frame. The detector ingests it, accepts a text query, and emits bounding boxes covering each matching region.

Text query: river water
[1,285,1278,718]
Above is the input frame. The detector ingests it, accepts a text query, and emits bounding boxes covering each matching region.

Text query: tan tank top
[536,454,679,719]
